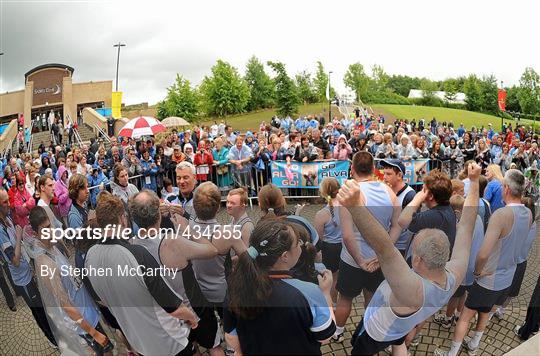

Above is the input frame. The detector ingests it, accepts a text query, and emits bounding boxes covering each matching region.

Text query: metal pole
[113,43,126,92]
[328,71,332,123]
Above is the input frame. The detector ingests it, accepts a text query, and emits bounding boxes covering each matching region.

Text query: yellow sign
[112,91,123,119]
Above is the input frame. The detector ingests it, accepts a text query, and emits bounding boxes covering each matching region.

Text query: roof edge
[25,64,74,79]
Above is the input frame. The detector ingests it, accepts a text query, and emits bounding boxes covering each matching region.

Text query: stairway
[28,124,104,152]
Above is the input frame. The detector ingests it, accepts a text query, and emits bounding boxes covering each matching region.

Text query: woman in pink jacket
[333,134,352,161]
[12,174,36,227]
[54,165,71,219]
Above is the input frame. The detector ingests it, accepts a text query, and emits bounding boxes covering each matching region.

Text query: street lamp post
[328,71,333,123]
[113,43,126,92]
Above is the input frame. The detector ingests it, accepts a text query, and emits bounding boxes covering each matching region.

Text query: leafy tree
[371,64,389,92]
[505,86,521,113]
[443,80,457,103]
[387,75,421,97]
[313,61,329,102]
[518,67,540,115]
[463,74,483,112]
[156,74,200,121]
[344,63,371,101]
[418,79,441,106]
[200,60,250,117]
[267,61,299,117]
[295,70,318,104]
[244,56,275,111]
[478,75,498,113]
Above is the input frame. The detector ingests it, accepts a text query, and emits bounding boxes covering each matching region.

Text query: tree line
[156,57,540,121]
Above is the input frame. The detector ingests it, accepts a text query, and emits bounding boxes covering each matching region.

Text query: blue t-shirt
[0,220,32,286]
[484,180,505,212]
[224,272,335,355]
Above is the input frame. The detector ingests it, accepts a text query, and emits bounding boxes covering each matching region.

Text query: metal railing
[27,120,34,153]
[94,123,111,144]
[66,114,83,147]
[83,158,450,209]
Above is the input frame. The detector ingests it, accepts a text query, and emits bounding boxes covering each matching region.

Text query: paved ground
[0,204,538,356]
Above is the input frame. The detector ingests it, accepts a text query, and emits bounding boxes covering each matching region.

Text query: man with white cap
[380,159,416,256]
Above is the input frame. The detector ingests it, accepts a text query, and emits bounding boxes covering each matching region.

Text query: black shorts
[321,242,342,273]
[452,285,470,299]
[188,305,221,349]
[465,282,509,313]
[508,261,527,298]
[336,260,384,298]
[351,317,406,355]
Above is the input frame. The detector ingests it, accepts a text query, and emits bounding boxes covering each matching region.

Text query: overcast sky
[0,0,539,105]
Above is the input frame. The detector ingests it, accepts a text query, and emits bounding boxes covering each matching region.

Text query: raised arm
[398,189,427,229]
[160,233,218,270]
[446,163,481,283]
[338,181,423,309]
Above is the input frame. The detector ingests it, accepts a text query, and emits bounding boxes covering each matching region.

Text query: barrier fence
[87,158,457,207]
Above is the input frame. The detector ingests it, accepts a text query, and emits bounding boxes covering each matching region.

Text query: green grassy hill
[200,103,341,131]
[200,103,536,133]
[371,104,536,131]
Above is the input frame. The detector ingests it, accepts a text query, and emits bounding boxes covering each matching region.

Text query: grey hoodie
[110,181,139,206]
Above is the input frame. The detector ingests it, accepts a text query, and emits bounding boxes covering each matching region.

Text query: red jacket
[193,151,214,181]
[12,187,36,227]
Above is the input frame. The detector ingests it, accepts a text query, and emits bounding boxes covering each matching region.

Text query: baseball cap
[380,159,406,175]
[285,215,319,246]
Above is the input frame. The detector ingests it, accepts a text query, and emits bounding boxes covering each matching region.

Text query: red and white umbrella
[118,116,166,138]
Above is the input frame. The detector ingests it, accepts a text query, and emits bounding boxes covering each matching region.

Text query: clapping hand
[468,162,481,181]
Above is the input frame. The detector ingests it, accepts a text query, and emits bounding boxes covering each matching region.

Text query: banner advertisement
[498,89,507,111]
[270,160,350,188]
[401,159,430,185]
[112,91,123,119]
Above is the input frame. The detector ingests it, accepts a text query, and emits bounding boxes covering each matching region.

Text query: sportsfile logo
[42,224,243,243]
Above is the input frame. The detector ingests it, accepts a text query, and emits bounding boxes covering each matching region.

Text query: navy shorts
[336,260,384,298]
[351,317,406,355]
[465,282,508,313]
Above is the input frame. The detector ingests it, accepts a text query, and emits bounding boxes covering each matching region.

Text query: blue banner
[270,160,350,188]
[401,159,430,185]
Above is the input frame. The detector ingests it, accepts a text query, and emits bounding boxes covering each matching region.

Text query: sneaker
[514,325,523,339]
[433,348,449,356]
[410,333,421,347]
[332,332,345,343]
[463,337,479,356]
[47,340,59,350]
[493,307,504,320]
[433,313,454,329]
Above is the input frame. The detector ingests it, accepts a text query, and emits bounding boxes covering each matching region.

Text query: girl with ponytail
[224,219,336,355]
[314,177,343,301]
[257,183,290,218]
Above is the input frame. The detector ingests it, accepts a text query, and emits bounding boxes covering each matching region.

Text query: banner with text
[270,160,350,188]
